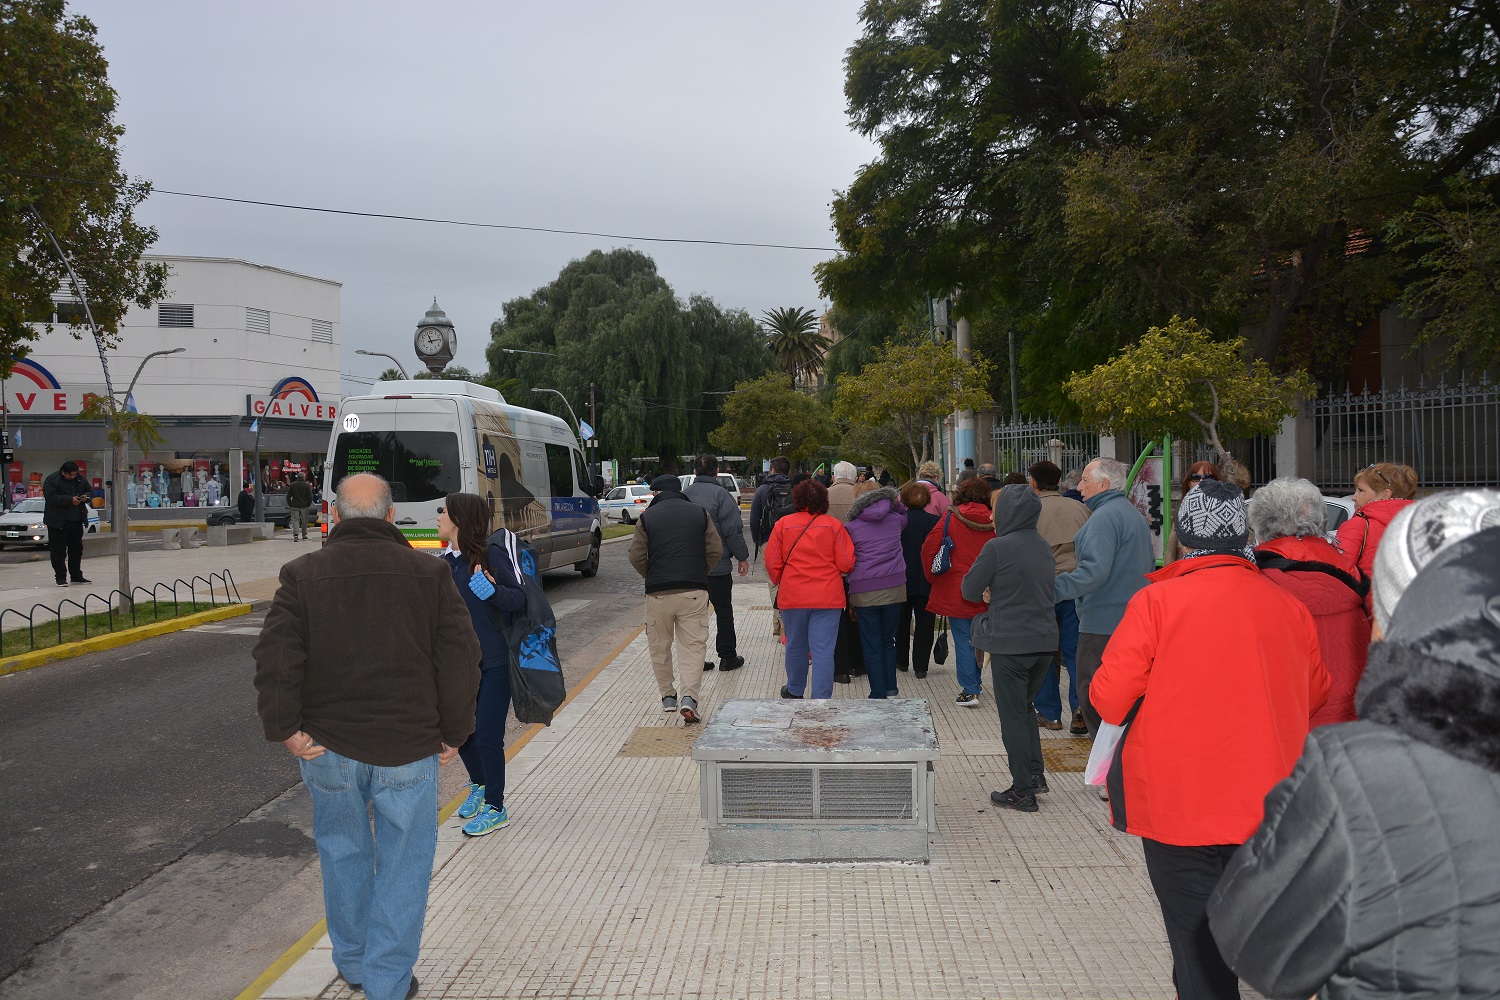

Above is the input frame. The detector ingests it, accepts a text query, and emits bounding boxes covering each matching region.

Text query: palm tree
[761,307,829,384]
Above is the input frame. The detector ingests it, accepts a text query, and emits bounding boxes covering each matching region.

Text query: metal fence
[1312,375,1500,492]
[990,418,1099,477]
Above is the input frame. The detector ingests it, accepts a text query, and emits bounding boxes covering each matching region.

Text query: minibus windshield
[330,431,460,503]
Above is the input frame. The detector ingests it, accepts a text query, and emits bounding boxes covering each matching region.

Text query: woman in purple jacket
[844,486,909,698]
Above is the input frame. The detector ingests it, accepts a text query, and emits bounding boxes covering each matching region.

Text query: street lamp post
[355,349,409,379]
[114,348,184,595]
[530,387,581,434]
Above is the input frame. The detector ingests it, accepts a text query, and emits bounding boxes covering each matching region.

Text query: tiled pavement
[260,585,1184,999]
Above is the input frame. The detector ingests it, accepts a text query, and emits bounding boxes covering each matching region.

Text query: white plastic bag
[1084,722,1127,786]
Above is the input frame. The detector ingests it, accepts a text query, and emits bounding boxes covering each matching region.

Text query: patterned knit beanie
[1175,479,1249,553]
[1372,489,1500,634]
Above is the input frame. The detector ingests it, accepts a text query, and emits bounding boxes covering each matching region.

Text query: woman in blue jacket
[437,492,527,836]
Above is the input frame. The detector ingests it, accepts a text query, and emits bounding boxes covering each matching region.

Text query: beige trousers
[645,590,711,702]
[768,581,782,635]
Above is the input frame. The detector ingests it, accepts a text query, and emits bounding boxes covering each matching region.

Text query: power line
[2,171,843,253]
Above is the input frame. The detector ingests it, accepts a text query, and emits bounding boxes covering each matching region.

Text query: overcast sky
[73,1,876,395]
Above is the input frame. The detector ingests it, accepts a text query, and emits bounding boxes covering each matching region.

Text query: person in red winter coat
[1250,478,1370,726]
[1092,480,1328,1000]
[1335,461,1418,581]
[921,477,995,707]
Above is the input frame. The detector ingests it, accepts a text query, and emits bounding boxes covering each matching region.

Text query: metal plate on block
[618,726,700,757]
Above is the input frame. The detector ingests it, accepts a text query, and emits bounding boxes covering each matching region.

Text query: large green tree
[486,249,771,464]
[1,0,169,374]
[834,340,994,472]
[817,0,1500,398]
[708,372,839,467]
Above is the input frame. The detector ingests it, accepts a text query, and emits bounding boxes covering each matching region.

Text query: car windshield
[11,499,44,513]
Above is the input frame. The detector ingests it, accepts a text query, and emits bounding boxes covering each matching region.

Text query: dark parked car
[204,493,315,529]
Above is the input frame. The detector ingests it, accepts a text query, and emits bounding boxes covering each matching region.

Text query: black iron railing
[0,570,243,657]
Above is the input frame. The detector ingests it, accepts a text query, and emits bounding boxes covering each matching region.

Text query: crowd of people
[252,449,1499,1000]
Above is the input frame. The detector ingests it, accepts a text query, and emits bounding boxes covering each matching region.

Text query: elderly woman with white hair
[1250,477,1371,727]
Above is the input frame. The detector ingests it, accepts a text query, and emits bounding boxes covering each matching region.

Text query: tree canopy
[485,249,771,465]
[817,0,1500,401]
[833,340,994,472]
[1,0,169,375]
[1063,316,1315,467]
[707,373,839,467]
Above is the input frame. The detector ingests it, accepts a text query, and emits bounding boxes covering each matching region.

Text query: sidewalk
[0,532,307,619]
[257,582,1180,1000]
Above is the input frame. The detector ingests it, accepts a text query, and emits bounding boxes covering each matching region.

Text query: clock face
[417,328,446,355]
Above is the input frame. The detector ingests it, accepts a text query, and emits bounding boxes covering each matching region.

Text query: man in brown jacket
[1029,460,1092,734]
[253,473,480,1000]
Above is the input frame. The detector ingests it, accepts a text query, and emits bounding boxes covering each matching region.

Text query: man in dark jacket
[1209,501,1500,1000]
[749,455,793,634]
[42,460,92,586]
[286,473,314,541]
[628,475,722,723]
[684,454,750,672]
[961,484,1060,812]
[253,473,480,1000]
[238,484,255,522]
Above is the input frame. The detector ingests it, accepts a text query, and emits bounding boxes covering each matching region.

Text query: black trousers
[49,520,85,583]
[834,608,865,676]
[895,593,936,671]
[704,573,737,663]
[1140,839,1242,1000]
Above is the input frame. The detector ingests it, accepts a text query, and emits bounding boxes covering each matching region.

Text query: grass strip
[1,600,233,656]
[601,523,635,541]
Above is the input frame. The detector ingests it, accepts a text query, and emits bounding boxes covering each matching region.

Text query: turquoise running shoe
[456,783,486,820]
[462,805,510,837]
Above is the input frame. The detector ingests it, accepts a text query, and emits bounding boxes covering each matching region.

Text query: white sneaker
[1097,786,1109,801]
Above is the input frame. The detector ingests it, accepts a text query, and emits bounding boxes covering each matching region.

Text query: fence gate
[990,418,1099,477]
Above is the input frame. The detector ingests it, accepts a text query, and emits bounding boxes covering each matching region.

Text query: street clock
[414,298,456,373]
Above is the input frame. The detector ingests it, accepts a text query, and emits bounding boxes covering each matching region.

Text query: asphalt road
[0,533,651,1000]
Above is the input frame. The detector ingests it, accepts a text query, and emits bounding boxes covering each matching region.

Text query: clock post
[414,298,457,374]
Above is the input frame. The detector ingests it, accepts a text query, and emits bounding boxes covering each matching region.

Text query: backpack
[486,529,567,725]
[758,481,795,543]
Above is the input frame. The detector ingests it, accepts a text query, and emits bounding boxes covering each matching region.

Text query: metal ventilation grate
[158,303,194,328]
[819,767,913,819]
[719,765,915,821]
[311,318,332,343]
[721,766,815,819]
[245,307,270,335]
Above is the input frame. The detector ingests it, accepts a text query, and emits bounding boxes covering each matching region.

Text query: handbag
[771,515,817,610]
[933,616,950,664]
[929,511,955,575]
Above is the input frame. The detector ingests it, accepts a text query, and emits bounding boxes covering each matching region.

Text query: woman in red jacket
[765,479,855,699]
[1250,477,1370,726]
[921,477,996,707]
[1335,461,1417,580]
[1092,481,1328,1000]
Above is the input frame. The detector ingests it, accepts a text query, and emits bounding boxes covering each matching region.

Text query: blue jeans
[782,607,841,698]
[300,749,440,1000]
[949,617,981,695]
[855,603,902,698]
[458,659,511,809]
[1033,600,1080,720]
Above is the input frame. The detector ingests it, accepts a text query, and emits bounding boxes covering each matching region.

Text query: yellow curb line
[238,623,646,1000]
[0,604,253,677]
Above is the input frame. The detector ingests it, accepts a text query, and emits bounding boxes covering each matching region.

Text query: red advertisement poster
[28,471,42,497]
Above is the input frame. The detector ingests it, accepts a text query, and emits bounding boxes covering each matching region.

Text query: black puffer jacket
[1208,526,1500,1000]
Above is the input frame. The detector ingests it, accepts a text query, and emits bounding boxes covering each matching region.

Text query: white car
[599,484,654,524]
[1323,494,1357,543]
[678,472,744,496]
[0,497,102,548]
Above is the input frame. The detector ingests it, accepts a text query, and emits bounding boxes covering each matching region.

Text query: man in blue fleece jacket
[1053,457,1155,738]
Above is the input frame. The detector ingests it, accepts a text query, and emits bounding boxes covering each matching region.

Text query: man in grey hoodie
[1053,457,1155,739]
[962,484,1060,813]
